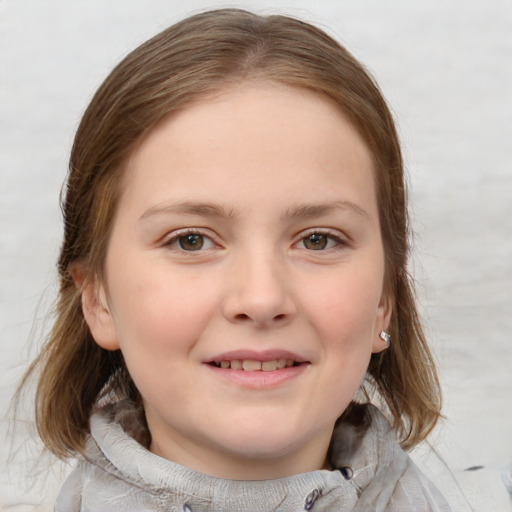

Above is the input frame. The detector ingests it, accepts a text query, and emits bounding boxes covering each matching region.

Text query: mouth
[209,358,303,371]
[204,351,309,388]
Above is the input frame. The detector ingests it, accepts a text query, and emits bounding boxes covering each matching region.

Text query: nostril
[233,312,288,323]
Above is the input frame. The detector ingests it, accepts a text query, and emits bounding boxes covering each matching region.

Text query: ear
[371,293,393,354]
[80,275,120,352]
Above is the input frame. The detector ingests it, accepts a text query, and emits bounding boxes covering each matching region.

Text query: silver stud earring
[380,331,391,348]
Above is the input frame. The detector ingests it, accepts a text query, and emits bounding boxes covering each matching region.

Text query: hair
[21,8,441,458]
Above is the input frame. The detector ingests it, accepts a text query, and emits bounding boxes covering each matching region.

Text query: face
[83,83,391,479]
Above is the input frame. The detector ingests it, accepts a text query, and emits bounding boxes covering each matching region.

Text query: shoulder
[329,403,452,511]
[54,400,155,511]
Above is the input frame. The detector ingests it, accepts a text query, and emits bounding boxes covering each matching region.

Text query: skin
[82,83,391,480]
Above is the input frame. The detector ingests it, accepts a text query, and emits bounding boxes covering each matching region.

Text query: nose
[222,249,297,328]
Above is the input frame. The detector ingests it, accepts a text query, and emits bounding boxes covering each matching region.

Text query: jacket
[55,401,451,511]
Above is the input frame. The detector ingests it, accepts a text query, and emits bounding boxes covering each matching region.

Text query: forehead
[118,83,377,218]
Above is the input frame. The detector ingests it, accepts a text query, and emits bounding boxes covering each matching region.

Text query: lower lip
[204,363,309,388]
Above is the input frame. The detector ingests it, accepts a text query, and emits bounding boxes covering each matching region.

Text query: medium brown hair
[23,8,441,458]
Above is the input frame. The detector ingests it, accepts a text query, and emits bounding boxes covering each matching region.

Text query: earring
[380,331,391,348]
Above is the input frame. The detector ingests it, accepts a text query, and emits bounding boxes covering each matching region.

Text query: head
[32,8,441,461]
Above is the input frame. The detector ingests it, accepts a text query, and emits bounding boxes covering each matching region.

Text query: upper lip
[205,349,309,364]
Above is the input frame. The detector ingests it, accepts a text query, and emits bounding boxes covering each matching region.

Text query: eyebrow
[139,199,368,222]
[282,200,369,221]
[139,201,236,221]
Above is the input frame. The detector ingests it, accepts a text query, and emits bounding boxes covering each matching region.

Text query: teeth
[230,360,243,370]
[243,360,262,371]
[215,359,298,371]
[262,360,277,372]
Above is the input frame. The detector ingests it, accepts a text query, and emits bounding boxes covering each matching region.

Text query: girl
[24,8,450,511]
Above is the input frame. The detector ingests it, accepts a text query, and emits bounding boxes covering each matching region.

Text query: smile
[204,350,310,387]
[210,359,299,371]
[206,359,309,389]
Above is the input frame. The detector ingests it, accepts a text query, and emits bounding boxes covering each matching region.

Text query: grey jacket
[55,402,451,511]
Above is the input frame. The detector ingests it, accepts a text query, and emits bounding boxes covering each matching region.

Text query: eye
[178,233,207,251]
[164,230,216,251]
[299,232,344,251]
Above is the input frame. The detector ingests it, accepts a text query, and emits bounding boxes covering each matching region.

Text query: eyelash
[162,228,348,253]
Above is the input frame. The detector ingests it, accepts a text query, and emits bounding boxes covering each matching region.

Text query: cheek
[307,266,383,344]
[105,267,216,406]
[303,265,383,408]
[106,261,216,357]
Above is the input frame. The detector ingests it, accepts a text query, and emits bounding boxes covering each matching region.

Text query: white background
[1,1,511,510]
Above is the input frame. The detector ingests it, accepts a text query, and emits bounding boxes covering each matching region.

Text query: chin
[213,422,312,461]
